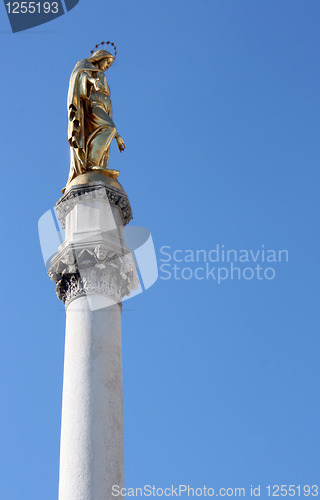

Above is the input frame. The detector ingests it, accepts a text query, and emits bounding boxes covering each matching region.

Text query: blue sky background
[0,1,320,498]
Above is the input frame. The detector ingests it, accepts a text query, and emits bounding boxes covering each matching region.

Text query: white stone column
[49,173,138,500]
[59,296,123,500]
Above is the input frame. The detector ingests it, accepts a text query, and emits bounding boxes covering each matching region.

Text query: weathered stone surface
[59,296,125,500]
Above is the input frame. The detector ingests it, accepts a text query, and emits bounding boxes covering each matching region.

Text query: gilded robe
[67,58,117,185]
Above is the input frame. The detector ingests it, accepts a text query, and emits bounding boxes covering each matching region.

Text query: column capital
[56,179,133,230]
[49,173,138,308]
[49,247,139,308]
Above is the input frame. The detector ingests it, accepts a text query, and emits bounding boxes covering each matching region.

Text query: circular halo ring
[90,41,117,60]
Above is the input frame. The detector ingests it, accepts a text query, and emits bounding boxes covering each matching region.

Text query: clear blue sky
[0,1,319,498]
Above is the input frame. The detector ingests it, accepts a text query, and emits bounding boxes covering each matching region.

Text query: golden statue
[66,42,125,189]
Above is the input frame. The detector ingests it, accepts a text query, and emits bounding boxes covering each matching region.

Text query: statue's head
[89,49,114,71]
[94,244,108,261]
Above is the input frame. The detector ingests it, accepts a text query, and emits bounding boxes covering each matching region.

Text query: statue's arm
[78,71,100,100]
[115,133,126,152]
[87,75,101,92]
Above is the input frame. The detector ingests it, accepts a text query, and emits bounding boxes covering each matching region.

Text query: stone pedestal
[49,172,138,500]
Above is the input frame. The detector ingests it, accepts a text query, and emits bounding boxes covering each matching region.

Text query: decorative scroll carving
[55,183,133,230]
[49,245,139,308]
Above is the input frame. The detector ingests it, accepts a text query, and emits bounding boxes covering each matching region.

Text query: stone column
[49,171,139,500]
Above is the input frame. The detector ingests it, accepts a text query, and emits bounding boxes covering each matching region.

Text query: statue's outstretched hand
[87,75,101,92]
[93,78,101,92]
[116,135,126,153]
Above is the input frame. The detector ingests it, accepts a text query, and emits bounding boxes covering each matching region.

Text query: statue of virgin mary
[66,47,126,187]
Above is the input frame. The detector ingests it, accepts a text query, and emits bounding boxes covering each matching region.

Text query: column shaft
[58,296,124,500]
